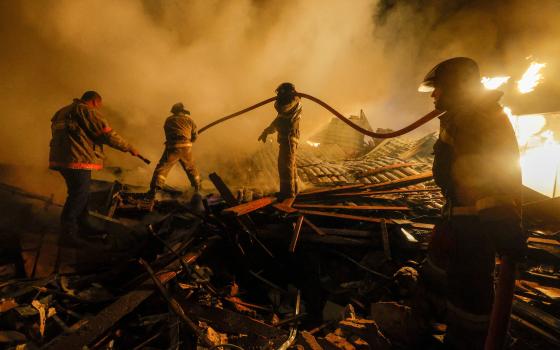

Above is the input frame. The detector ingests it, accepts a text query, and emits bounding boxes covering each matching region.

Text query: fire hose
[199,93,445,138]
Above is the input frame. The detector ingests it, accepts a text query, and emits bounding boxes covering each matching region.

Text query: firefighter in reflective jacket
[258,82,302,200]
[419,57,526,349]
[49,91,139,236]
[149,102,201,195]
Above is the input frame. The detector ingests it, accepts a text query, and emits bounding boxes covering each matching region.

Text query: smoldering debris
[0,152,559,349]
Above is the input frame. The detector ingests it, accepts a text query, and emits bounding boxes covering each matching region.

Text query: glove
[258,132,268,143]
[128,147,140,157]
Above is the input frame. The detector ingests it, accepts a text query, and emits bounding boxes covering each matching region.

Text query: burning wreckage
[0,119,559,350]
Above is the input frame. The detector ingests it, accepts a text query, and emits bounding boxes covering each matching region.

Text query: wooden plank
[293,204,410,211]
[209,172,238,205]
[42,240,212,350]
[381,219,391,260]
[222,197,276,216]
[289,216,305,253]
[297,184,364,197]
[43,271,177,350]
[355,162,418,178]
[331,188,440,197]
[513,298,560,337]
[297,210,390,224]
[392,218,435,230]
[361,172,433,190]
[302,217,326,236]
[272,197,299,214]
[177,298,287,342]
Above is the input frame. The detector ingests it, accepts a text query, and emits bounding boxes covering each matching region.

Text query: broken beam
[42,240,214,350]
[331,188,440,197]
[289,215,305,253]
[297,209,391,224]
[297,184,364,197]
[222,197,276,216]
[293,204,410,211]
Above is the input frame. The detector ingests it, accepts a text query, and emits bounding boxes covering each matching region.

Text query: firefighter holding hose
[258,83,302,200]
[49,91,143,238]
[419,57,526,349]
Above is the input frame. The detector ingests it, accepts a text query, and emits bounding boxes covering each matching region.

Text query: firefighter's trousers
[423,216,495,350]
[150,146,200,191]
[278,140,298,198]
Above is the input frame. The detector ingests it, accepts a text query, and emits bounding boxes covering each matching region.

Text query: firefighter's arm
[191,120,198,143]
[84,109,138,154]
[258,118,278,143]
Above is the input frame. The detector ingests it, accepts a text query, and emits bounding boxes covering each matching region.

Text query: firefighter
[49,91,140,237]
[258,82,302,200]
[149,102,201,196]
[419,57,526,349]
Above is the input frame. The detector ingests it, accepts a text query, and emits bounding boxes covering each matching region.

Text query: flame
[506,107,560,197]
[517,62,546,94]
[306,141,320,148]
[481,76,510,90]
[519,130,560,197]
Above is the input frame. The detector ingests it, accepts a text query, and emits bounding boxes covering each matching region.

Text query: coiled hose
[198,93,444,138]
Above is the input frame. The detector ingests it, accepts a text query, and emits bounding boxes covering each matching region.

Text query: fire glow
[506,109,560,197]
[481,76,510,90]
[517,62,546,94]
[306,141,320,148]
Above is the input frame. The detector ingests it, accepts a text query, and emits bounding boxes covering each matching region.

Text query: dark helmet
[275,82,296,96]
[419,57,481,92]
[170,102,190,115]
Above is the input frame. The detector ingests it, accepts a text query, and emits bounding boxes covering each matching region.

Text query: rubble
[0,132,559,349]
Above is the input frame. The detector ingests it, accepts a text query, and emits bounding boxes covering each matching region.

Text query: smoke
[0,0,559,192]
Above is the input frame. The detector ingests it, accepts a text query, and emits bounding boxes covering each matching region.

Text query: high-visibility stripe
[49,161,103,170]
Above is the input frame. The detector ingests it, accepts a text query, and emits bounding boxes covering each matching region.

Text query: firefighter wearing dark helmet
[149,102,201,195]
[258,83,302,200]
[419,57,526,349]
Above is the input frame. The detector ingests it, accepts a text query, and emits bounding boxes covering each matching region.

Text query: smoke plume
[0,0,559,193]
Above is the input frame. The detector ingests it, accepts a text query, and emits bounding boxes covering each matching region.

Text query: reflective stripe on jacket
[164,112,198,148]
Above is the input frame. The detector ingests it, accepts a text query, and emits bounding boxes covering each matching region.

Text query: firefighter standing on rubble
[419,57,526,349]
[49,91,140,237]
[149,102,201,196]
[258,82,302,200]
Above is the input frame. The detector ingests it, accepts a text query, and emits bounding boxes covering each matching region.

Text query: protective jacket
[433,90,522,226]
[264,96,302,144]
[49,99,132,170]
[164,112,198,148]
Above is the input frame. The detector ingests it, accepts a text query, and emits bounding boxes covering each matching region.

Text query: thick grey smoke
[0,0,559,194]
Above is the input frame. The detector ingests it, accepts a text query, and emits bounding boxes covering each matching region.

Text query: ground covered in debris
[0,135,559,349]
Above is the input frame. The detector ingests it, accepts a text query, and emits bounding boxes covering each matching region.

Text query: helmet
[275,82,296,96]
[170,102,190,115]
[419,57,480,92]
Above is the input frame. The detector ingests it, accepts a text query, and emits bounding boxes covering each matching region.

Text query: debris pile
[0,155,559,349]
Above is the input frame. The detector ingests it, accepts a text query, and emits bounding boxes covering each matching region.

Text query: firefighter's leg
[178,147,201,192]
[445,217,495,350]
[290,141,298,195]
[58,168,91,234]
[420,220,451,320]
[149,148,180,192]
[278,141,295,199]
